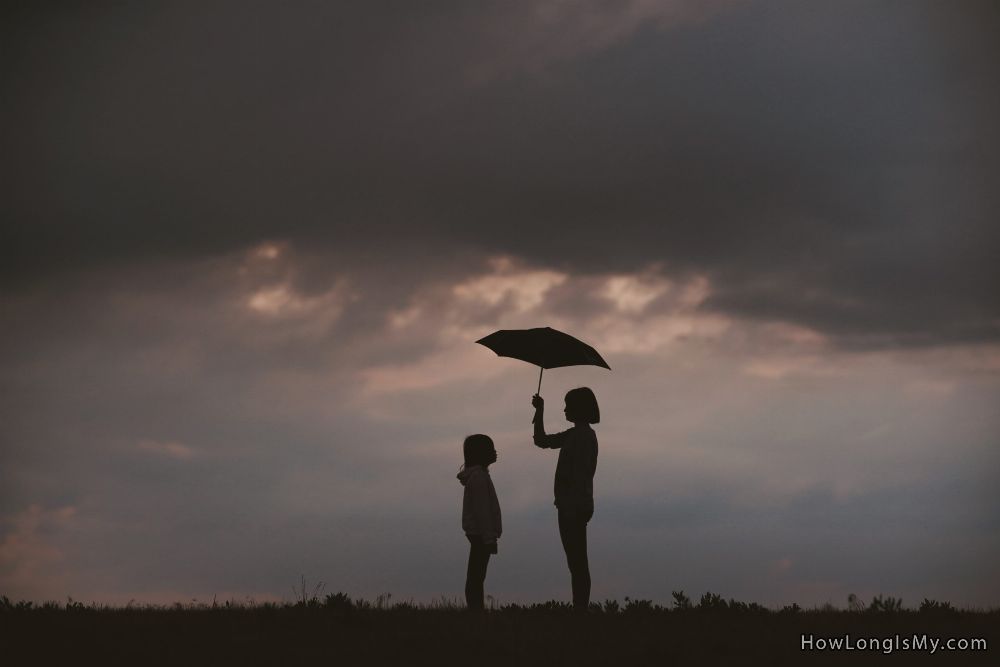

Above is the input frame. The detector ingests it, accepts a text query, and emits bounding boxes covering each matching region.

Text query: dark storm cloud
[3,1,998,347]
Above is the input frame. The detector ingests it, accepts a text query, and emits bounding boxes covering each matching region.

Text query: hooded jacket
[457,465,502,543]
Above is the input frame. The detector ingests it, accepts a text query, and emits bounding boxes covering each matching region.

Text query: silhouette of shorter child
[457,434,502,612]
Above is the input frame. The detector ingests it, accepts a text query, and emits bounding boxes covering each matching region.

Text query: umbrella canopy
[476,327,610,393]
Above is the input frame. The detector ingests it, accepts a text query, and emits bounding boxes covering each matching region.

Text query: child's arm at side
[470,474,499,543]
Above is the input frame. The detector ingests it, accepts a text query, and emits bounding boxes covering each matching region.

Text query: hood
[457,465,484,486]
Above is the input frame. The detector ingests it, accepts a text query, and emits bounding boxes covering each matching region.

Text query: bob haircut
[565,387,600,424]
[463,434,496,467]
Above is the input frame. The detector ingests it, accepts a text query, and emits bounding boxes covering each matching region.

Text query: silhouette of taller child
[532,388,599,611]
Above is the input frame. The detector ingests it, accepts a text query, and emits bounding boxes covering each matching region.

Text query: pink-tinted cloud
[0,505,77,600]
[136,439,198,461]
[467,0,740,81]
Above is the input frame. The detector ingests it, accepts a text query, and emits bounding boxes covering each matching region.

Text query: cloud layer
[4,1,999,347]
[2,1,998,606]
[2,245,998,605]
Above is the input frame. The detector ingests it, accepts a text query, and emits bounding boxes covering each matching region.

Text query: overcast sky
[2,0,998,608]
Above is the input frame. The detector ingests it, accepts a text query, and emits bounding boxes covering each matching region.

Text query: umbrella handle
[532,367,544,424]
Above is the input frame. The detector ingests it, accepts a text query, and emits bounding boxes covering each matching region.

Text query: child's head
[564,387,600,424]
[463,434,497,468]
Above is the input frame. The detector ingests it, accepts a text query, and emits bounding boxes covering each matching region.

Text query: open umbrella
[476,327,611,394]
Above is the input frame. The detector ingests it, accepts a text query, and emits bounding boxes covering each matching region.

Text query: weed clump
[919,598,956,614]
[867,594,903,613]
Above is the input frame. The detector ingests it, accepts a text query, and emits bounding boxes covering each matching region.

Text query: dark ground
[2,596,996,666]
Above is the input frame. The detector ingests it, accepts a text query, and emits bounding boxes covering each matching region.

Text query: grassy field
[2,593,996,666]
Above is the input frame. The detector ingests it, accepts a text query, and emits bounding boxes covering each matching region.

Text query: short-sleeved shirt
[534,425,598,512]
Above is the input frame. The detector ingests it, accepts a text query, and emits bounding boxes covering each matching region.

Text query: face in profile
[563,387,600,425]
[464,434,497,467]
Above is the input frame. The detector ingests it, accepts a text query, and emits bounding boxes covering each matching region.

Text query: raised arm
[532,394,567,449]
